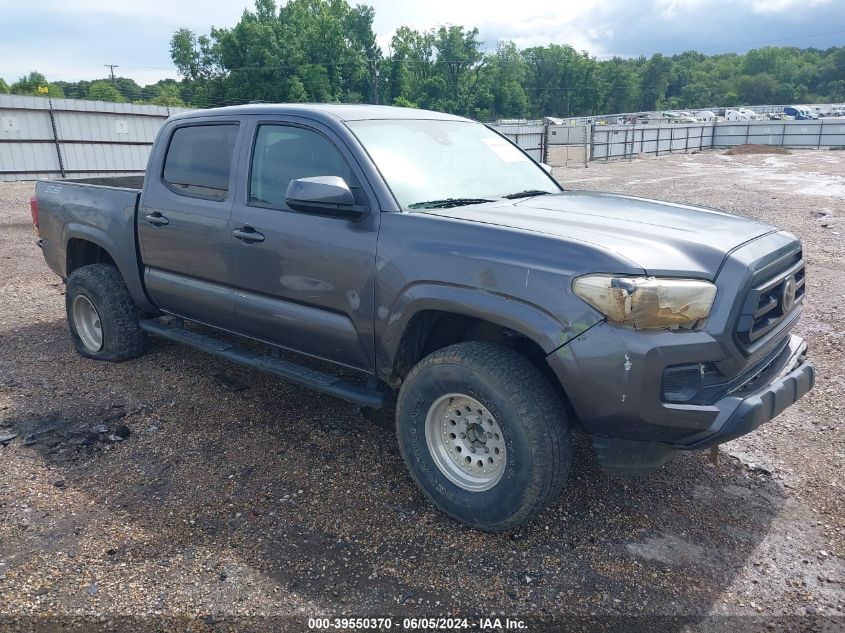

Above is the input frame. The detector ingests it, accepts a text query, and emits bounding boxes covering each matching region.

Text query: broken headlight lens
[572,275,717,330]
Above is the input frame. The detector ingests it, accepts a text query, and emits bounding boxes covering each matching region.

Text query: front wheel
[396,342,571,531]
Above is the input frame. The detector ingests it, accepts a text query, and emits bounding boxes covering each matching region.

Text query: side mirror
[285,176,368,220]
[540,163,553,174]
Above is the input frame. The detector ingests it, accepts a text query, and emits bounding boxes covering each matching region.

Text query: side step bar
[139,319,386,409]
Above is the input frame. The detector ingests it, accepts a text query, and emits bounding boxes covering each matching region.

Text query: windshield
[346,119,560,209]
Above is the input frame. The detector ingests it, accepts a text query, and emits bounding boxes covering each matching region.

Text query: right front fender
[376,282,602,377]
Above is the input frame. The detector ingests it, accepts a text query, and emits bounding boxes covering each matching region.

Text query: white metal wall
[588,120,845,160]
[590,123,716,160]
[712,120,845,148]
[488,123,545,162]
[5,96,845,177]
[0,94,192,181]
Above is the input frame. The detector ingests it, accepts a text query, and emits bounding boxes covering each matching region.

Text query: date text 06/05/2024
[308,617,528,630]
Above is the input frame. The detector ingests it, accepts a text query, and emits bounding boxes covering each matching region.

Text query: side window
[249,125,356,208]
[162,124,238,201]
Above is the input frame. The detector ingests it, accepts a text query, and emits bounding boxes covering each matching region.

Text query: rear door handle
[232,226,265,243]
[144,212,169,226]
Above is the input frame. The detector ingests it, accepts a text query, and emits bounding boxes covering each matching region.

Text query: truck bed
[54,175,145,189]
[35,176,150,311]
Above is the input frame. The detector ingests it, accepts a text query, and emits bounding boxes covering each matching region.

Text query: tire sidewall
[66,271,118,360]
[398,361,539,528]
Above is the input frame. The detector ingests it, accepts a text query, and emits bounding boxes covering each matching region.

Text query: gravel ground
[1,149,844,632]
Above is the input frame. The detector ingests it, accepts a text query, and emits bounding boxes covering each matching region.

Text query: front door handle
[232,226,265,243]
[144,212,169,226]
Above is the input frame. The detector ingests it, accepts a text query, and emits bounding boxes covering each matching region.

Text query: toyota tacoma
[31,104,814,531]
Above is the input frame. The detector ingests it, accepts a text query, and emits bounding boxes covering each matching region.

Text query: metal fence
[712,119,845,148]
[590,123,716,160]
[540,103,844,126]
[587,119,845,161]
[0,94,191,182]
[4,95,845,180]
[488,122,545,162]
[546,124,590,167]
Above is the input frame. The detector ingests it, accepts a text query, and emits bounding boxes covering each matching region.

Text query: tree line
[3,0,844,119]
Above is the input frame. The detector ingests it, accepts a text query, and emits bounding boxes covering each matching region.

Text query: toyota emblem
[782,276,797,313]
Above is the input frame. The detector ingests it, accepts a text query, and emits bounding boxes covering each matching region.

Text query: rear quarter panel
[36,180,154,312]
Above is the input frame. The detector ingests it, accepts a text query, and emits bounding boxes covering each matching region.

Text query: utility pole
[369,58,379,105]
[104,64,118,86]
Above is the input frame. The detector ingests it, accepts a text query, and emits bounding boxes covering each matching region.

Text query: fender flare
[62,223,156,313]
[377,282,601,373]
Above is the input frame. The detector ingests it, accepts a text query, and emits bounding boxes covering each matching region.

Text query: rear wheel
[66,264,148,361]
[396,342,571,531]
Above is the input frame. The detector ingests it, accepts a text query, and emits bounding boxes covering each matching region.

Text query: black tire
[396,342,571,532]
[65,263,148,361]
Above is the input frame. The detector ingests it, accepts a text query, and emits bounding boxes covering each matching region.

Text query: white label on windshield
[481,137,529,163]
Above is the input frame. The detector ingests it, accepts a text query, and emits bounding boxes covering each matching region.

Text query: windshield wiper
[408,198,494,209]
[502,189,554,200]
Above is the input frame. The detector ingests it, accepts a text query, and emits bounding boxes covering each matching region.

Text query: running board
[139,319,386,409]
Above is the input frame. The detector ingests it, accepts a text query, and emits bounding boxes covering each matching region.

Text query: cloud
[1,0,843,86]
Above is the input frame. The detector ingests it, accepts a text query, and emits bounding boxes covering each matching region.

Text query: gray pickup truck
[32,104,814,531]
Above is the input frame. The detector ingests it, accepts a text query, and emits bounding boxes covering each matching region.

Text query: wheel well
[392,310,549,381]
[391,310,577,423]
[66,239,115,276]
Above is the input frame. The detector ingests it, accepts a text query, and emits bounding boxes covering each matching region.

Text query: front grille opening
[736,255,805,351]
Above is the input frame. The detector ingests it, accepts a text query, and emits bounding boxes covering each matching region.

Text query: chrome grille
[736,254,805,352]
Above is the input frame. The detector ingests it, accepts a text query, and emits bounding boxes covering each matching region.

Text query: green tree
[522,45,596,117]
[0,78,9,94]
[596,57,639,113]
[481,41,529,119]
[638,53,673,110]
[386,26,434,106]
[736,73,778,104]
[88,81,124,102]
[9,71,63,97]
[196,0,379,105]
[428,26,485,114]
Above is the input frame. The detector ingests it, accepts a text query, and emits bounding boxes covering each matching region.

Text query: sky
[1,0,844,86]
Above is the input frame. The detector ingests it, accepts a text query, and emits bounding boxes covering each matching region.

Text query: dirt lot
[1,149,844,631]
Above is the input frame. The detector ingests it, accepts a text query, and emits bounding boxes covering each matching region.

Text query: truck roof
[167,103,471,124]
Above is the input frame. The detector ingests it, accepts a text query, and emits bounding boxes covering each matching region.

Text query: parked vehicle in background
[766,112,788,121]
[782,107,807,120]
[693,110,717,121]
[32,104,815,531]
[725,108,760,121]
[831,105,845,117]
[662,111,698,123]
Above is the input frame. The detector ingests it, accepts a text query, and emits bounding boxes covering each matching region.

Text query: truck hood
[420,190,777,278]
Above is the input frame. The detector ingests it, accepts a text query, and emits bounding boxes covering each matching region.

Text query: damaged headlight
[572,275,717,330]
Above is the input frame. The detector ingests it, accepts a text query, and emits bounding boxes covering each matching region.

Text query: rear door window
[162,124,238,201]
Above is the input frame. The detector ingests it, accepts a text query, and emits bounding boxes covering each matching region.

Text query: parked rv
[662,111,698,123]
[725,108,759,121]
[693,110,717,122]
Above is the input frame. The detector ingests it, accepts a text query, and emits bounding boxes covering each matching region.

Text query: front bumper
[679,337,813,450]
[547,326,814,474]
